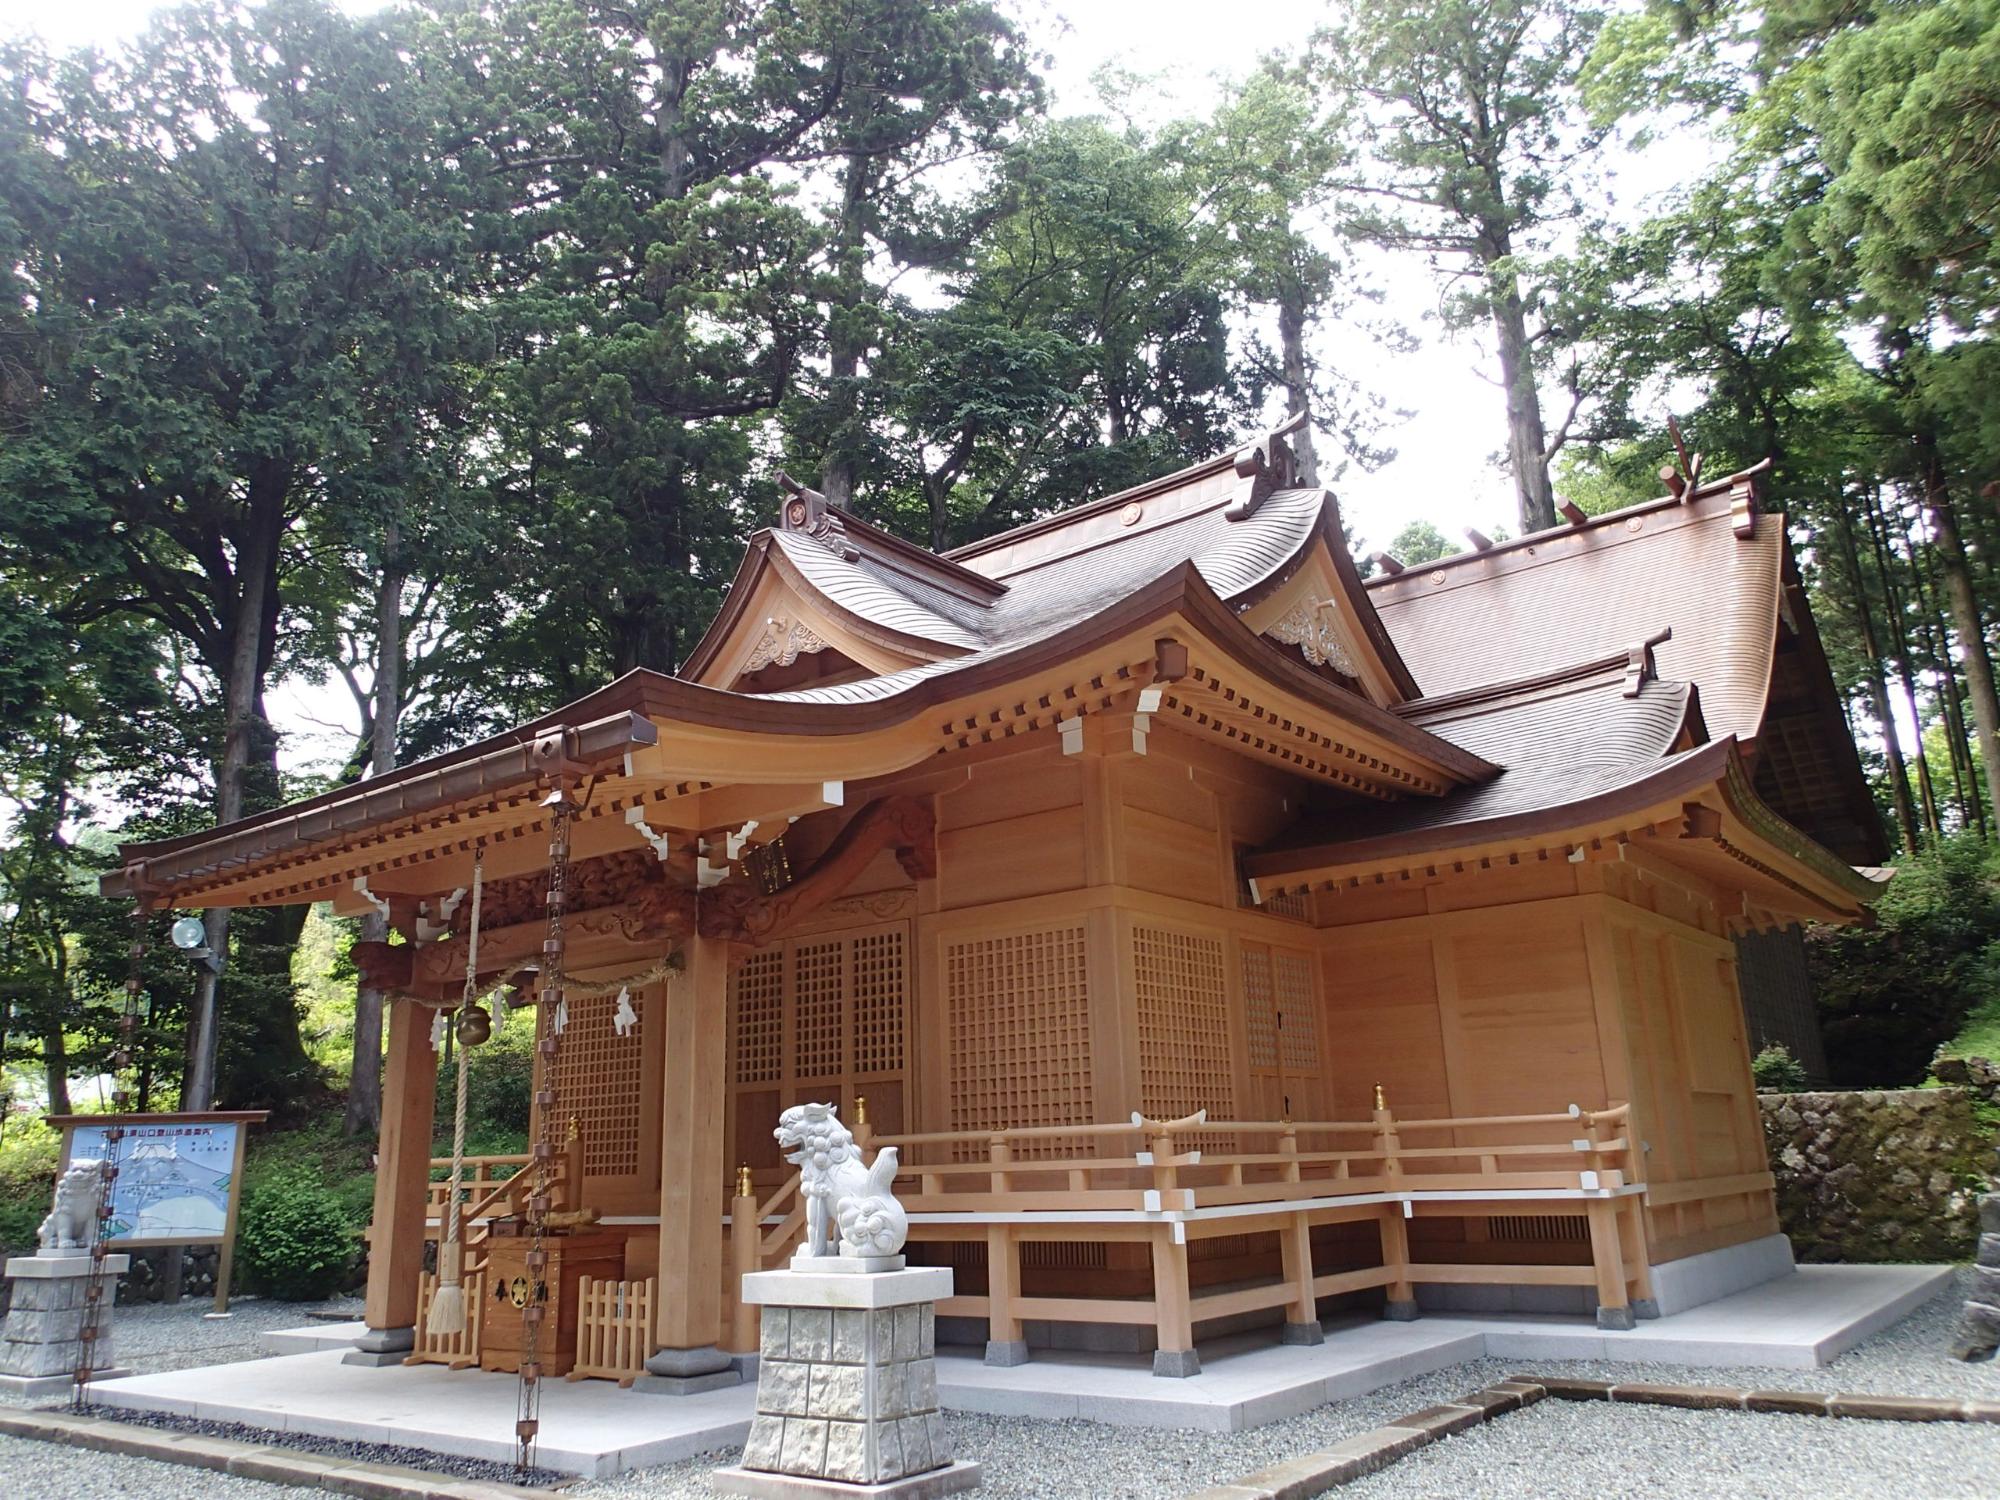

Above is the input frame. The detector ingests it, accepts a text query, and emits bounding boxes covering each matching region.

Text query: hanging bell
[456,1005,493,1047]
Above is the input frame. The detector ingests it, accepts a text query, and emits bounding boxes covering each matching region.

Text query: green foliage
[441,1007,537,1147]
[236,1170,361,1301]
[0,1196,39,1257]
[1807,836,2000,1084]
[1386,521,1456,566]
[1751,1044,1811,1092]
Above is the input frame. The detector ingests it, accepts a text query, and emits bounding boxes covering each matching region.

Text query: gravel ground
[67,1404,568,1488]
[2,1273,1995,1497]
[1338,1401,2000,1500]
[0,1430,301,1500]
[0,1291,362,1408]
[569,1268,2000,1500]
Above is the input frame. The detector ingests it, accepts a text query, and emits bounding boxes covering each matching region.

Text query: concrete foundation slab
[75,1263,1948,1475]
[260,1321,369,1356]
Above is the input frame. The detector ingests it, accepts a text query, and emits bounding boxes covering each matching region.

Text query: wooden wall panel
[1439,915,1607,1120]
[1122,805,1222,905]
[1318,938,1451,1120]
[935,751,1086,910]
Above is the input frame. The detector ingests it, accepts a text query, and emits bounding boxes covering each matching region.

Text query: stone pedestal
[713,1263,980,1499]
[0,1251,132,1396]
[1950,1192,2000,1361]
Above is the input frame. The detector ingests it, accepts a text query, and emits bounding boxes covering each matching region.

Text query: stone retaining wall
[1760,1087,1992,1263]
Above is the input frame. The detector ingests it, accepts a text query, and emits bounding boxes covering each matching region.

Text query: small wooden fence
[728,1100,1662,1372]
[569,1276,655,1385]
[409,1267,484,1369]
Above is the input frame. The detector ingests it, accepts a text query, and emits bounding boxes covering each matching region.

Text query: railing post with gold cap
[729,1164,760,1354]
[1373,1085,1418,1320]
[852,1095,872,1152]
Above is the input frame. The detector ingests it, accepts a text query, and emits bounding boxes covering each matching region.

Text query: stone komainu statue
[39,1158,106,1252]
[774,1102,907,1259]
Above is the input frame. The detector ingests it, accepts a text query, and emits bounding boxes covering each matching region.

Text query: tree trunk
[41,1019,70,1118]
[344,520,402,1137]
[1836,499,1924,850]
[1485,257,1555,535]
[1910,504,1986,836]
[1276,271,1320,488]
[186,462,292,1111]
[820,150,872,511]
[1915,437,2000,828]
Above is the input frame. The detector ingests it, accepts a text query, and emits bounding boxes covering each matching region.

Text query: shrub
[0,1195,42,1256]
[237,1172,359,1301]
[1751,1044,1809,1093]
[1807,834,2000,1085]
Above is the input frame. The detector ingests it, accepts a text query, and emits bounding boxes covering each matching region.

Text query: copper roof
[103,435,1882,908]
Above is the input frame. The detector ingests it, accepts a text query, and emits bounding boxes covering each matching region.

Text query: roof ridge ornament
[776,470,859,561]
[1224,429,1301,521]
[1623,627,1673,699]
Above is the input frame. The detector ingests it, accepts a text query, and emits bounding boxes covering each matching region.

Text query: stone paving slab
[72,1263,1949,1476]
[0,1408,552,1498]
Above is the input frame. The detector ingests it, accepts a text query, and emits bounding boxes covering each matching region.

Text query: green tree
[0,0,479,1111]
[1316,0,1610,534]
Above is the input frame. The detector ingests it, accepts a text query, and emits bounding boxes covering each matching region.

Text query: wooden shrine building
[102,418,1883,1384]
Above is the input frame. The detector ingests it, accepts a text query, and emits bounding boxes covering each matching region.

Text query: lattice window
[1260,889,1312,922]
[852,929,906,1076]
[1274,951,1320,1075]
[793,939,845,1079]
[1242,946,1279,1070]
[946,924,1093,1144]
[1133,924,1233,1119]
[555,992,644,1178]
[731,949,784,1085]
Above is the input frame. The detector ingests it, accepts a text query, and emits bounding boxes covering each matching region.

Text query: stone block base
[735,1267,957,1491]
[1382,1300,1421,1322]
[1152,1348,1200,1378]
[340,1349,415,1368]
[634,1369,743,1396]
[1280,1321,1325,1346]
[714,1458,983,1499]
[982,1340,1027,1368]
[1597,1305,1637,1331]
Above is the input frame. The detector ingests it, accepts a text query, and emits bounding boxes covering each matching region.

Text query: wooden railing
[424,1154,529,1218]
[726,1173,806,1353]
[730,1100,1657,1372]
[569,1275,655,1385]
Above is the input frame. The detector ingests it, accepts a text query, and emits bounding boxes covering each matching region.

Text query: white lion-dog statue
[38,1158,106,1253]
[775,1102,907,1260]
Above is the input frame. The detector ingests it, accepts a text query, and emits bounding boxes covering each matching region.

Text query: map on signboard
[68,1121,239,1242]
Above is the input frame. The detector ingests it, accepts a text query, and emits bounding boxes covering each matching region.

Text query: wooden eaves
[101,562,1496,914]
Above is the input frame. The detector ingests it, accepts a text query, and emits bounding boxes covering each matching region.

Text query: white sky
[2,0,1721,781]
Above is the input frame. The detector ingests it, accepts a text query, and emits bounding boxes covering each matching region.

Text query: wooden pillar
[1587,1196,1634,1329]
[350,998,437,1363]
[1374,1094,1419,1320]
[1278,1218,1323,1345]
[1149,1230,1199,1376]
[984,1136,1027,1366]
[640,932,739,1390]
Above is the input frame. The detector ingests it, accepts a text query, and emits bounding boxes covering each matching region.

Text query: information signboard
[44,1110,269,1311]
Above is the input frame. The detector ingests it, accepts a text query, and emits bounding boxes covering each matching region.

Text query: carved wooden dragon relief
[352,795,935,1001]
